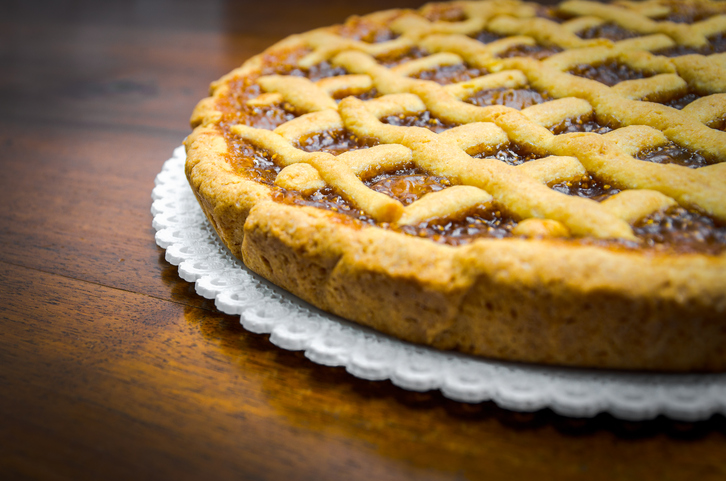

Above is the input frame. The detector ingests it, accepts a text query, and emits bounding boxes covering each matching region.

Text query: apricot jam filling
[398,208,519,246]
[218,78,297,131]
[218,59,352,132]
[654,0,725,23]
[271,169,457,225]
[636,143,711,168]
[709,117,726,131]
[465,87,552,110]
[568,60,654,86]
[333,88,379,102]
[549,115,613,135]
[576,23,640,42]
[654,33,726,57]
[550,174,621,201]
[473,144,544,166]
[295,130,379,155]
[660,91,703,110]
[422,4,467,22]
[365,167,452,206]
[382,111,460,133]
[473,31,506,45]
[336,16,399,43]
[634,207,726,255]
[412,64,489,85]
[378,47,428,68]
[227,141,281,186]
[535,5,567,23]
[257,47,314,76]
[498,43,563,60]
[274,187,376,224]
[474,30,564,60]
[285,60,349,82]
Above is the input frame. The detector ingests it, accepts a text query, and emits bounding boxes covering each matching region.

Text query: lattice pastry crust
[185,0,726,371]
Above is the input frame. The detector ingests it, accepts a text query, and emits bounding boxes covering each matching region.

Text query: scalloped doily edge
[152,145,726,421]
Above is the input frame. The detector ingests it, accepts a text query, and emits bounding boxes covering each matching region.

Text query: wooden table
[1,1,725,479]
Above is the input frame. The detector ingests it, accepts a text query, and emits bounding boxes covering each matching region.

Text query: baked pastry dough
[185,0,726,371]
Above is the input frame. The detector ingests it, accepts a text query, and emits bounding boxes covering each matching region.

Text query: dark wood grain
[1,1,725,480]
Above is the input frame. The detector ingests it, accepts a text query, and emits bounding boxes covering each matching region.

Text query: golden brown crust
[240,201,726,370]
[185,0,726,371]
[185,127,271,255]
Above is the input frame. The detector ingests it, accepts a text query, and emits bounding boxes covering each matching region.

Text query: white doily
[153,146,726,422]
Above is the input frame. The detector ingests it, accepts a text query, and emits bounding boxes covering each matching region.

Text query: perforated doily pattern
[155,146,726,421]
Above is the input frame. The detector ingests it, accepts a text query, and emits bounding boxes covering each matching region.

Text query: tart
[185,0,726,371]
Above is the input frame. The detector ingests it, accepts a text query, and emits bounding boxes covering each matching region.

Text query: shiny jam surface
[382,111,459,133]
[412,64,489,85]
[709,117,726,131]
[577,23,640,42]
[654,33,726,57]
[465,87,552,110]
[377,47,429,68]
[399,208,519,246]
[285,60,348,82]
[634,207,726,255]
[654,0,725,23]
[636,143,711,168]
[336,16,398,43]
[365,168,452,206]
[274,187,377,225]
[474,144,543,166]
[218,54,352,132]
[216,25,726,254]
[228,141,281,186]
[334,87,378,102]
[422,4,467,22]
[535,5,566,23]
[549,115,613,135]
[295,130,378,155]
[568,60,653,87]
[551,174,621,201]
[473,30,505,45]
[218,79,297,131]
[498,43,563,60]
[661,92,702,110]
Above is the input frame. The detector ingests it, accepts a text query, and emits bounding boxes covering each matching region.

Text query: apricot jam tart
[186,0,726,371]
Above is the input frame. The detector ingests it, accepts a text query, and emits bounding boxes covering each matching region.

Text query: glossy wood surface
[1,1,725,479]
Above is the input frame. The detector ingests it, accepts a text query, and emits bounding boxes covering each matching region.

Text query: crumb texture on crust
[241,201,726,371]
[186,0,726,371]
